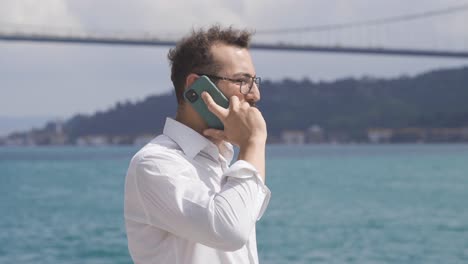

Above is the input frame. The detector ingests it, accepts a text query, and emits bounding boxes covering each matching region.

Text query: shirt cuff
[223,160,271,221]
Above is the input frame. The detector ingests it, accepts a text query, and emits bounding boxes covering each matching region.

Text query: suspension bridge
[1,4,468,59]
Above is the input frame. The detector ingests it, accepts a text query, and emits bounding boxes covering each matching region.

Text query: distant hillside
[60,65,468,141]
[258,66,468,140]
[64,93,176,140]
[5,65,468,145]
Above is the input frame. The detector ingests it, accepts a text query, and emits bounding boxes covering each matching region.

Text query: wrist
[251,133,267,143]
[240,136,266,149]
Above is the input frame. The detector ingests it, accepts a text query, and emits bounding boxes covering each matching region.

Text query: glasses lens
[255,77,261,87]
[240,77,261,94]
[240,82,249,94]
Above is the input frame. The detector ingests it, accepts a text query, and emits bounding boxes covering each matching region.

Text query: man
[124,25,271,264]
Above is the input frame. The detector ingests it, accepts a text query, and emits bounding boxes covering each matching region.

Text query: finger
[203,129,227,140]
[201,92,228,119]
[250,107,262,115]
[240,101,250,110]
[229,96,240,112]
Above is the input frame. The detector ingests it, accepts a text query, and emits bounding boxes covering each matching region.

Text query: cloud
[65,0,246,38]
[0,0,83,33]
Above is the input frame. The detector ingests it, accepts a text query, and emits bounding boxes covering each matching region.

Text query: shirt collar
[163,118,234,163]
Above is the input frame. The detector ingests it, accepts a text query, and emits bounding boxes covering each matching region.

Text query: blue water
[1,145,468,263]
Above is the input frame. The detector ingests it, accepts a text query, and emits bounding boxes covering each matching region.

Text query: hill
[4,65,468,145]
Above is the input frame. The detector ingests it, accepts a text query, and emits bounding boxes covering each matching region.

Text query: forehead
[210,43,255,76]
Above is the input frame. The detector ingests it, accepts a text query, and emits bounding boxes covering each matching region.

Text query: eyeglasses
[197,73,261,95]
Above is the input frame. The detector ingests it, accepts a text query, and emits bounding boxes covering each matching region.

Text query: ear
[184,73,200,91]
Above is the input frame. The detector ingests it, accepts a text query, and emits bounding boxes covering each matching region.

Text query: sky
[1,0,468,130]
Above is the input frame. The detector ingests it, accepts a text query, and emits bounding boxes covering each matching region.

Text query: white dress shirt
[124,118,271,264]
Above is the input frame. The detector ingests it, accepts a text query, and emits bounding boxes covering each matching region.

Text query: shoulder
[129,135,192,176]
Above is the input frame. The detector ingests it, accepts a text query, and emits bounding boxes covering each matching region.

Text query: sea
[1,144,467,264]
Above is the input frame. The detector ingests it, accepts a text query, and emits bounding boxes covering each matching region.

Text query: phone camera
[185,89,199,103]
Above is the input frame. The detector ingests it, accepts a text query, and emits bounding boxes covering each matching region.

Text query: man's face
[209,43,260,106]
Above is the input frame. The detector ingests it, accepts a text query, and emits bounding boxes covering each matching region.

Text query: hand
[201,92,267,148]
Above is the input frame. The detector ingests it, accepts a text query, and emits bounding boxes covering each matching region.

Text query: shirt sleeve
[133,153,271,251]
[221,160,271,221]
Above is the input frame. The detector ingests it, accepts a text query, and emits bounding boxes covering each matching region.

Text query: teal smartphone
[184,75,229,130]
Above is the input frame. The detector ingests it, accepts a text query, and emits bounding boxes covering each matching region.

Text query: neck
[175,104,224,148]
[175,103,207,135]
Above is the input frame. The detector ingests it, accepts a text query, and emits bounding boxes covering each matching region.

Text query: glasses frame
[197,73,261,95]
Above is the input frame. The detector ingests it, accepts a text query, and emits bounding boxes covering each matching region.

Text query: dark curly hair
[168,25,252,104]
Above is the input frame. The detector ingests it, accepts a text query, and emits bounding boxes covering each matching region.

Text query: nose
[245,82,260,103]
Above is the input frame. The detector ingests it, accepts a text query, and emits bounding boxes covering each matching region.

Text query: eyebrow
[233,72,255,78]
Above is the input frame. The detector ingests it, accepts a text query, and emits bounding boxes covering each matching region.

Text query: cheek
[220,87,244,100]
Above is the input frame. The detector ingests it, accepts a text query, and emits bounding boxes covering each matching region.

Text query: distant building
[134,135,155,146]
[266,135,282,144]
[367,128,393,143]
[428,127,468,142]
[49,133,67,145]
[281,130,306,145]
[327,131,350,144]
[49,121,67,145]
[111,136,134,145]
[392,128,427,143]
[4,136,35,146]
[307,125,325,143]
[76,136,109,146]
